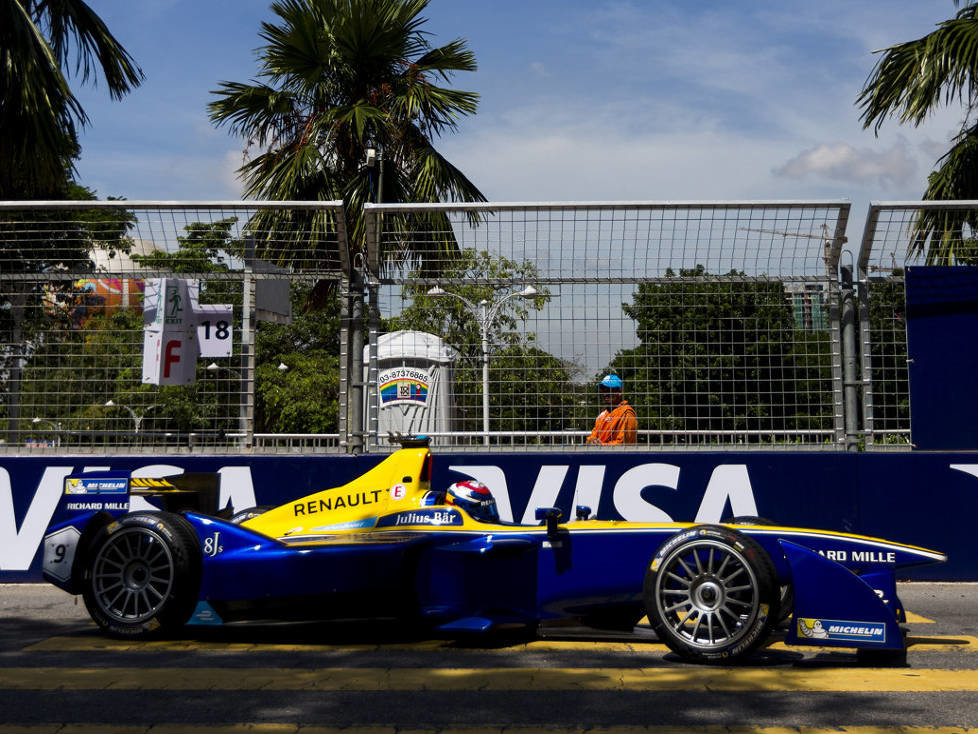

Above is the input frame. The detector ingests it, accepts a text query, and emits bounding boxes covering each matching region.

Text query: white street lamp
[426,285,542,445]
[104,400,159,434]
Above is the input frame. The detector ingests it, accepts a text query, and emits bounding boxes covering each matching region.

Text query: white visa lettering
[518,466,570,524]
[694,465,758,523]
[613,464,679,522]
[0,466,74,571]
[449,462,759,525]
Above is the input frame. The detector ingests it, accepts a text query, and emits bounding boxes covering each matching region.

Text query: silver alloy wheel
[90,526,175,624]
[653,538,760,650]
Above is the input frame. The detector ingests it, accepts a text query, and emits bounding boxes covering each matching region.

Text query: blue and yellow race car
[41,439,946,663]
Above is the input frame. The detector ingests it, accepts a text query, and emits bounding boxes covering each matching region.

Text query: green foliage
[0,184,136,431]
[488,345,579,435]
[609,266,834,435]
[208,0,485,270]
[865,274,910,432]
[16,217,346,438]
[389,250,574,433]
[0,0,142,198]
[857,3,978,263]
[255,283,342,433]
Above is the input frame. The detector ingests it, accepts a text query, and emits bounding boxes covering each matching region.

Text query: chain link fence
[0,201,346,453]
[5,198,972,454]
[856,201,978,448]
[362,201,850,450]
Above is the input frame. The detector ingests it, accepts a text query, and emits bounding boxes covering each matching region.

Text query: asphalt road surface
[1,582,977,733]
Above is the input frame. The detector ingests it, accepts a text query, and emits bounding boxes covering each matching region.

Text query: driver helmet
[445,479,499,522]
[599,374,623,391]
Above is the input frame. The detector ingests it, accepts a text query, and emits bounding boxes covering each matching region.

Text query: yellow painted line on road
[3,666,978,691]
[24,636,452,653]
[906,611,935,623]
[3,728,978,734]
[26,634,978,654]
[2,728,978,734]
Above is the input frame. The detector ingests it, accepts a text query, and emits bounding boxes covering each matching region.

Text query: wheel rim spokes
[655,539,760,650]
[92,527,175,624]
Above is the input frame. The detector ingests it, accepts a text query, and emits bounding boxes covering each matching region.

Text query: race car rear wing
[61,470,222,516]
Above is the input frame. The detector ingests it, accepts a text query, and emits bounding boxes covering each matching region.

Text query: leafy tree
[388,250,574,435]
[254,283,342,433]
[208,0,485,274]
[135,219,345,435]
[865,272,910,439]
[857,3,978,263]
[0,0,142,199]
[0,183,136,434]
[608,266,834,438]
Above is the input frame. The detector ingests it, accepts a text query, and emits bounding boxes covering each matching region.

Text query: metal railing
[4,197,972,453]
[856,201,978,448]
[361,200,850,450]
[0,200,347,452]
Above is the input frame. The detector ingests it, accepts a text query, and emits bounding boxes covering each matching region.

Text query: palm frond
[209,0,484,273]
[909,126,978,263]
[42,0,144,97]
[858,4,978,133]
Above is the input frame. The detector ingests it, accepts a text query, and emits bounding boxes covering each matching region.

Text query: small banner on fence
[379,367,431,408]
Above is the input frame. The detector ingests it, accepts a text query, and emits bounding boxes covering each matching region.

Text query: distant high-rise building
[786,283,828,331]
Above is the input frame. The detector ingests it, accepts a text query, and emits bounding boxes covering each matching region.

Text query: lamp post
[104,400,158,434]
[426,285,540,445]
[31,417,62,447]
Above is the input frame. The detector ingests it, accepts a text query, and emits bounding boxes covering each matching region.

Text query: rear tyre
[644,525,779,663]
[82,512,201,638]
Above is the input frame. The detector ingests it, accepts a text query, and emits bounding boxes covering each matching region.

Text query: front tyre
[82,512,201,638]
[644,525,779,663]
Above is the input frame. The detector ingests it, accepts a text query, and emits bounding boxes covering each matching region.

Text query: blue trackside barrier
[2,451,976,581]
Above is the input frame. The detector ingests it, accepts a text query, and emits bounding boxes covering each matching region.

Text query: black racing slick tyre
[82,512,201,638]
[643,525,780,663]
[728,515,795,626]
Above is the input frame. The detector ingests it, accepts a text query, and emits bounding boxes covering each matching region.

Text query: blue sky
[72,0,963,230]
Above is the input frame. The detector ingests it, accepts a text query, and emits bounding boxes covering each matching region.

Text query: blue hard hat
[599,374,623,390]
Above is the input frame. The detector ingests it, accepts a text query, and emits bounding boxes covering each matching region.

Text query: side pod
[780,540,904,652]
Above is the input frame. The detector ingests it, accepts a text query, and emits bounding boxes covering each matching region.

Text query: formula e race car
[41,439,946,663]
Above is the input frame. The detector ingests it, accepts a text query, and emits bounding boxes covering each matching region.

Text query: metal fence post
[348,270,365,454]
[363,204,381,451]
[240,269,255,450]
[840,264,860,450]
[337,275,351,451]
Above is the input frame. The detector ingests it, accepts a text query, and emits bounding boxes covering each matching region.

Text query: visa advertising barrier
[1,451,975,581]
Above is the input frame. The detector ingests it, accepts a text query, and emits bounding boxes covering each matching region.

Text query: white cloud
[773,140,917,187]
[220,149,247,199]
[529,61,549,77]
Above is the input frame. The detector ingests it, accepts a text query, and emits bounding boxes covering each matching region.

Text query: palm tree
[208,0,486,273]
[857,3,978,263]
[0,0,143,198]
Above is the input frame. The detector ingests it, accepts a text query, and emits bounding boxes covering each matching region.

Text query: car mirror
[535,506,563,537]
